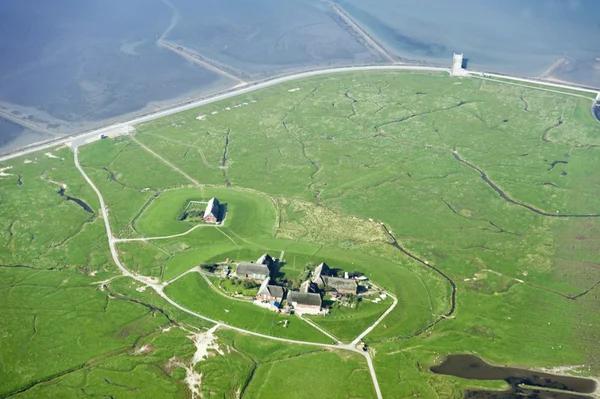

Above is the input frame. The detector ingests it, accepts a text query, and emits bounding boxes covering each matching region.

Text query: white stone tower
[452,53,467,76]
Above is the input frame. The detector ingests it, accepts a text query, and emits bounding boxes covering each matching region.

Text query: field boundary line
[216,227,238,246]
[114,223,217,243]
[131,137,204,190]
[298,315,342,344]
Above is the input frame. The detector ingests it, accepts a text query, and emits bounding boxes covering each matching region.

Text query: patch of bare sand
[0,166,13,177]
[165,324,224,399]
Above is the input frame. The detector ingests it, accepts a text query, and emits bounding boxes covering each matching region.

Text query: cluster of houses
[232,254,361,315]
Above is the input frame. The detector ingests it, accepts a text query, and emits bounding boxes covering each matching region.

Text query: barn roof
[259,285,284,298]
[312,262,331,283]
[324,276,357,292]
[256,253,274,268]
[236,262,270,276]
[300,279,319,293]
[288,291,322,307]
[204,197,220,218]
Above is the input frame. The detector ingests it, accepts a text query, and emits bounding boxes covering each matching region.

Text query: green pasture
[182,328,376,398]
[134,186,276,238]
[309,295,393,343]
[0,146,109,270]
[164,271,333,344]
[0,268,169,397]
[244,350,376,399]
[10,323,196,399]
[2,70,600,398]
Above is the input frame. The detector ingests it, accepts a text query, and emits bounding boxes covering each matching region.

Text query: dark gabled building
[323,276,358,295]
[203,198,220,223]
[312,262,330,283]
[256,253,274,269]
[312,261,358,295]
[236,262,270,282]
[287,291,322,311]
[257,278,285,303]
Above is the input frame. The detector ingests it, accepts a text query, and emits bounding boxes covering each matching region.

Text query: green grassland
[196,329,376,399]
[0,146,109,270]
[134,186,276,238]
[308,295,394,343]
[244,350,375,399]
[1,70,600,398]
[182,328,376,398]
[0,267,170,396]
[164,271,333,344]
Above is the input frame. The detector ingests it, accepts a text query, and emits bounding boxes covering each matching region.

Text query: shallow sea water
[0,0,598,153]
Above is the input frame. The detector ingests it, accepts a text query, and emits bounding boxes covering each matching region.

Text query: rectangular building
[236,262,270,282]
[203,197,220,223]
[257,278,285,303]
[288,291,322,313]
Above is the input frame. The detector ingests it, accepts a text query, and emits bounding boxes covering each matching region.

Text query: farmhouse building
[300,279,319,294]
[311,261,358,294]
[203,198,220,223]
[256,253,274,269]
[257,278,285,303]
[287,291,322,313]
[323,276,357,295]
[236,262,270,282]
[312,262,330,283]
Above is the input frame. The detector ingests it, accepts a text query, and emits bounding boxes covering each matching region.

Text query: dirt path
[131,136,204,198]
[216,227,238,246]
[298,315,341,344]
[330,3,397,64]
[158,40,246,84]
[113,223,215,243]
[351,293,398,346]
[143,132,216,170]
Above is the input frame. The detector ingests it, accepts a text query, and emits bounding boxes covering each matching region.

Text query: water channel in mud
[58,187,94,214]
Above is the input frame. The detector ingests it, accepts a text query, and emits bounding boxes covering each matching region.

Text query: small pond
[431,355,596,399]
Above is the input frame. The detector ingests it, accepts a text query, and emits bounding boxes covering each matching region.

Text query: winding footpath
[73,146,385,399]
